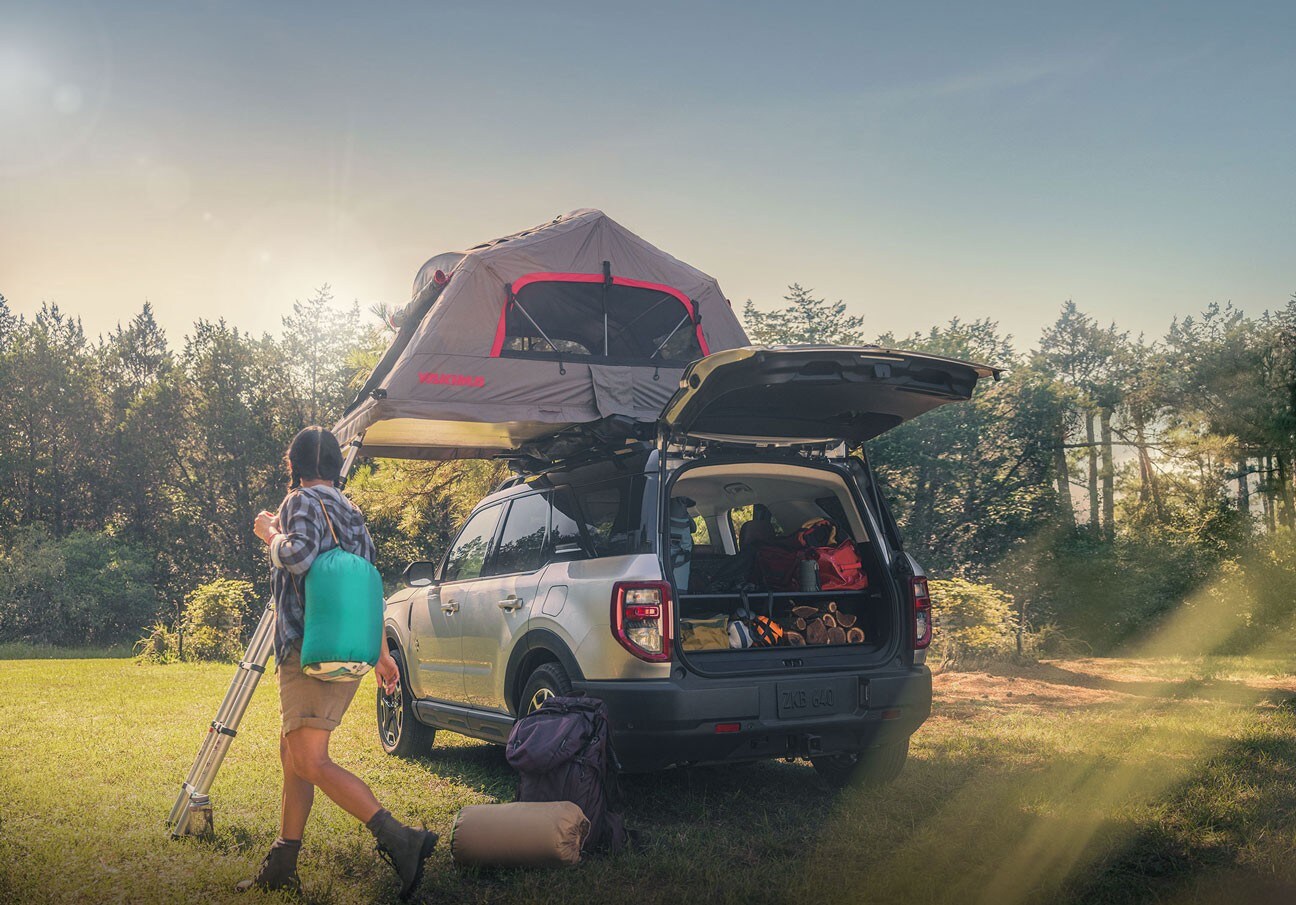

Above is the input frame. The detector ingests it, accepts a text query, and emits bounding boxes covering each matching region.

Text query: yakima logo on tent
[419,372,486,388]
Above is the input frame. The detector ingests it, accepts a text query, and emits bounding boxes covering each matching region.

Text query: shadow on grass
[395,736,834,825]
[1065,712,1296,905]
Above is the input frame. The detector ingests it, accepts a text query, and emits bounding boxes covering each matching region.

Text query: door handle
[497,596,524,612]
[440,600,459,614]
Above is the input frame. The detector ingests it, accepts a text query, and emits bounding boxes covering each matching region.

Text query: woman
[242,426,436,900]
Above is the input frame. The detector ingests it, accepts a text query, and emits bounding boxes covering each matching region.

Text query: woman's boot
[366,809,438,901]
[235,838,302,893]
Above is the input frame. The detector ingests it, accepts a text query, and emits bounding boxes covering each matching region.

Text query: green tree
[280,285,363,426]
[1036,302,1125,533]
[4,305,106,540]
[174,320,300,599]
[868,319,1059,578]
[743,284,868,345]
[1162,303,1278,525]
[0,294,19,533]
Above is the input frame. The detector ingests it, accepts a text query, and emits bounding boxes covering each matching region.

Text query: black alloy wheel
[376,646,437,756]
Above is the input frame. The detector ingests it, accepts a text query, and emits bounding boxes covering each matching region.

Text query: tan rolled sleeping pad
[450,801,590,868]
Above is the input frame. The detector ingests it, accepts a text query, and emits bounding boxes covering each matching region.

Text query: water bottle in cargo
[799,558,820,592]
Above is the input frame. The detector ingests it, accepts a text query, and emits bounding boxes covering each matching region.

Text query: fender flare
[503,628,586,714]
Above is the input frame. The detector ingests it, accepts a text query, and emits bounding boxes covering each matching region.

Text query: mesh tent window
[490,271,709,364]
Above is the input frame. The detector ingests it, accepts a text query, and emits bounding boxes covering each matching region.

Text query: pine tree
[280,285,362,426]
[743,284,868,346]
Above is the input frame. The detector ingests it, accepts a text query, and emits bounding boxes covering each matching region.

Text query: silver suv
[375,346,993,785]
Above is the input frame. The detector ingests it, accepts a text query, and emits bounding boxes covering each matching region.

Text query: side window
[488,493,550,576]
[577,483,622,555]
[549,488,586,556]
[729,504,784,551]
[690,515,712,547]
[442,505,502,583]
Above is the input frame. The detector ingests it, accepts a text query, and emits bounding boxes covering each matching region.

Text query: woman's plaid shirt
[269,485,377,660]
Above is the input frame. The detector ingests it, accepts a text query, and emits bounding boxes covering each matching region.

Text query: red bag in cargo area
[756,539,867,591]
[794,519,868,590]
[806,539,868,590]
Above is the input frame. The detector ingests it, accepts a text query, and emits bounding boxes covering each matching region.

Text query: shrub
[929,577,1020,666]
[1161,528,1296,658]
[133,620,179,664]
[180,579,252,662]
[0,528,158,646]
[135,578,252,663]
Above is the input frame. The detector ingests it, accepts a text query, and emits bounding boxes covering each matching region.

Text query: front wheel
[812,739,909,789]
[376,646,436,756]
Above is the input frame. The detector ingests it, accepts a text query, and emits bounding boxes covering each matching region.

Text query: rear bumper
[574,664,931,772]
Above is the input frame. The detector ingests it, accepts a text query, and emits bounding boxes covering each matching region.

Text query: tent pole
[651,313,692,359]
[339,438,362,488]
[511,298,562,355]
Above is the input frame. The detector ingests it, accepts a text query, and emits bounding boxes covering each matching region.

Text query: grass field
[1,653,1294,905]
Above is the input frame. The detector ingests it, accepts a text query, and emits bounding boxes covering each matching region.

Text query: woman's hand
[253,510,280,545]
[374,651,399,695]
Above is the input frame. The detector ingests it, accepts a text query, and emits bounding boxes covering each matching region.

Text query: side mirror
[549,542,587,563]
[402,560,439,588]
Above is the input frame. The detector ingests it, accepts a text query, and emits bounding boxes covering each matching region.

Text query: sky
[1,1,1293,350]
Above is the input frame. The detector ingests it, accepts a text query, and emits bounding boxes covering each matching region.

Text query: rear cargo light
[612,582,672,662]
[911,576,932,649]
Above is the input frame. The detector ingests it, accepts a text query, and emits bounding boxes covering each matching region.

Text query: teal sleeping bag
[299,504,384,682]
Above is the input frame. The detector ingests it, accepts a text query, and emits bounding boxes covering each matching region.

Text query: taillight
[612,581,672,662]
[911,576,932,649]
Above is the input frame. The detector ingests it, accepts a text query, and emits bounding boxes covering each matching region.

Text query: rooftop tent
[334,209,750,460]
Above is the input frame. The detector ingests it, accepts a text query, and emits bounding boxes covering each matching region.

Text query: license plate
[776,678,855,719]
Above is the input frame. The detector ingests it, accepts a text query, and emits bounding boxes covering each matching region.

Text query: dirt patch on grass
[934,668,1132,716]
[934,657,1296,719]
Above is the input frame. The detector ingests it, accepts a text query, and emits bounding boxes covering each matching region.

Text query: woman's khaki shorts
[278,647,361,735]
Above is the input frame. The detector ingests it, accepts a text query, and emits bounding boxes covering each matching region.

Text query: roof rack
[495,415,657,475]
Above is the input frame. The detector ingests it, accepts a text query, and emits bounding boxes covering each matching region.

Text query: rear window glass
[572,475,652,558]
[550,488,586,554]
[502,279,703,363]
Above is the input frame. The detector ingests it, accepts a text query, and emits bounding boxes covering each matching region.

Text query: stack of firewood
[782,602,865,646]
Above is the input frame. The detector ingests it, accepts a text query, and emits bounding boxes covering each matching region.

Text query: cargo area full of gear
[666,456,900,670]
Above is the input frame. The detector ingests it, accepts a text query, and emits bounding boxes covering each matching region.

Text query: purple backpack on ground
[505,696,628,853]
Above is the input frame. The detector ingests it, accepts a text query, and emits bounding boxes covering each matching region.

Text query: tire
[376,646,437,756]
[518,662,573,715]
[811,739,909,789]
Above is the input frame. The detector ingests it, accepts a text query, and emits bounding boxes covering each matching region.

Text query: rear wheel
[812,739,909,789]
[376,646,436,756]
[519,662,573,715]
